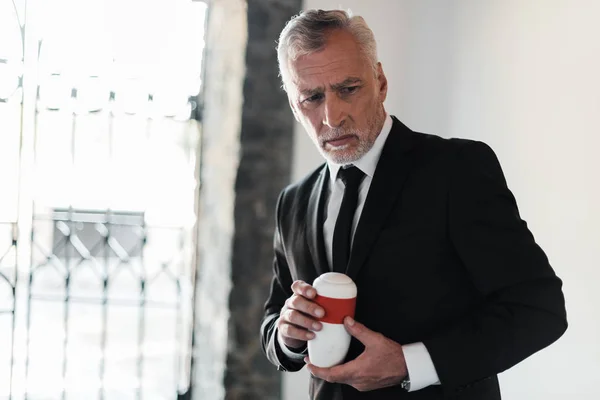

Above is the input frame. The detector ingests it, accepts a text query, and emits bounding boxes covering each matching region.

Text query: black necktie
[332,166,365,273]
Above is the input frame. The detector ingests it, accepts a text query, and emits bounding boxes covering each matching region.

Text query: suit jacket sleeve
[260,190,306,372]
[423,141,568,393]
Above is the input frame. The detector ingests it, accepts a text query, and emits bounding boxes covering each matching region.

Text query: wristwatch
[400,374,411,391]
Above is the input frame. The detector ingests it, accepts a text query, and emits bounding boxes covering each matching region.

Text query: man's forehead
[287,44,369,93]
[289,58,365,91]
[290,47,365,75]
[288,30,370,91]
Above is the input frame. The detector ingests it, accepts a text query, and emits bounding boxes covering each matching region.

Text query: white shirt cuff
[402,342,441,391]
[276,327,306,361]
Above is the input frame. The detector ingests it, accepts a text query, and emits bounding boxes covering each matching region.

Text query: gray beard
[319,136,375,164]
[318,110,385,164]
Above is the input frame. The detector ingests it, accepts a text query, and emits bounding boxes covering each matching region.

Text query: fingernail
[346,317,355,326]
[306,289,315,297]
[315,308,324,318]
[312,322,321,330]
[307,332,315,339]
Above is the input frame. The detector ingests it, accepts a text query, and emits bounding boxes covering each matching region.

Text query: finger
[282,309,322,331]
[278,320,316,341]
[344,317,380,346]
[304,357,333,382]
[326,360,360,384]
[291,280,317,299]
[287,294,325,319]
[305,357,357,384]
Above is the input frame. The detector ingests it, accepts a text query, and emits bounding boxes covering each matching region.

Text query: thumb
[343,317,378,345]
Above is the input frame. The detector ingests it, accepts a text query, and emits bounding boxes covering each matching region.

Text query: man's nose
[323,95,346,129]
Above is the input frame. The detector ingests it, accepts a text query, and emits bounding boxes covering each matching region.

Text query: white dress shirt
[279,114,440,391]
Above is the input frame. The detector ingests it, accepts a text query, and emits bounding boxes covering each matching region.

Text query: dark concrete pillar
[225,1,302,399]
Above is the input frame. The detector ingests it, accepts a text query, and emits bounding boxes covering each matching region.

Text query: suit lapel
[346,117,416,280]
[306,165,330,277]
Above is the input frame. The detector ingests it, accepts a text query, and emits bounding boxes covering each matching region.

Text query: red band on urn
[313,294,356,324]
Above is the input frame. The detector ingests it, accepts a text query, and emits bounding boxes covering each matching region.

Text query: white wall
[285,1,600,399]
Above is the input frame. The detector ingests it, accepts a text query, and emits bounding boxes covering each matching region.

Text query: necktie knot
[338,166,364,190]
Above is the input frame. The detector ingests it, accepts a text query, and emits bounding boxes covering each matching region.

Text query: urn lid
[312,272,357,299]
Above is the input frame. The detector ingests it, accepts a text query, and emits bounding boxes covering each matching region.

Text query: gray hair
[277,9,378,90]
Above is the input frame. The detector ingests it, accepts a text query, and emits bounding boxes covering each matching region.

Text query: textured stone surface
[191,0,300,399]
[191,1,246,399]
[224,1,301,399]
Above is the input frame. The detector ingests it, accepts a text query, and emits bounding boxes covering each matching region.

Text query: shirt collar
[327,113,393,183]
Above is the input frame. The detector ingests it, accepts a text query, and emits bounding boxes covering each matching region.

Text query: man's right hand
[277,280,325,349]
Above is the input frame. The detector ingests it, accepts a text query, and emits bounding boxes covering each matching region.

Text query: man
[260,9,567,400]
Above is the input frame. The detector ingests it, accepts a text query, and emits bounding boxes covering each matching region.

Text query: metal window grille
[0,0,207,398]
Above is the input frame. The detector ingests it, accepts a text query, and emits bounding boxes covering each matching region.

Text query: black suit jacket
[260,117,567,399]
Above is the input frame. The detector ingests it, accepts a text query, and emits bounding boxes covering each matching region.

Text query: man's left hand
[305,317,408,392]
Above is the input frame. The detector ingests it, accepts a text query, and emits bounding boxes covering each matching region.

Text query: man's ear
[376,62,388,103]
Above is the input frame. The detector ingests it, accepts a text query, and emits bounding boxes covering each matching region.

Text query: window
[0,0,207,398]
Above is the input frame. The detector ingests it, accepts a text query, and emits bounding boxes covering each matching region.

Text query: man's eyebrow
[330,77,363,90]
[299,77,363,97]
[300,86,325,97]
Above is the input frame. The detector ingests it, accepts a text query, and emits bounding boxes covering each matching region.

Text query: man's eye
[341,86,358,94]
[303,93,323,103]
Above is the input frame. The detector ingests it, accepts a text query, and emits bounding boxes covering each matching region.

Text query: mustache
[320,129,361,142]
